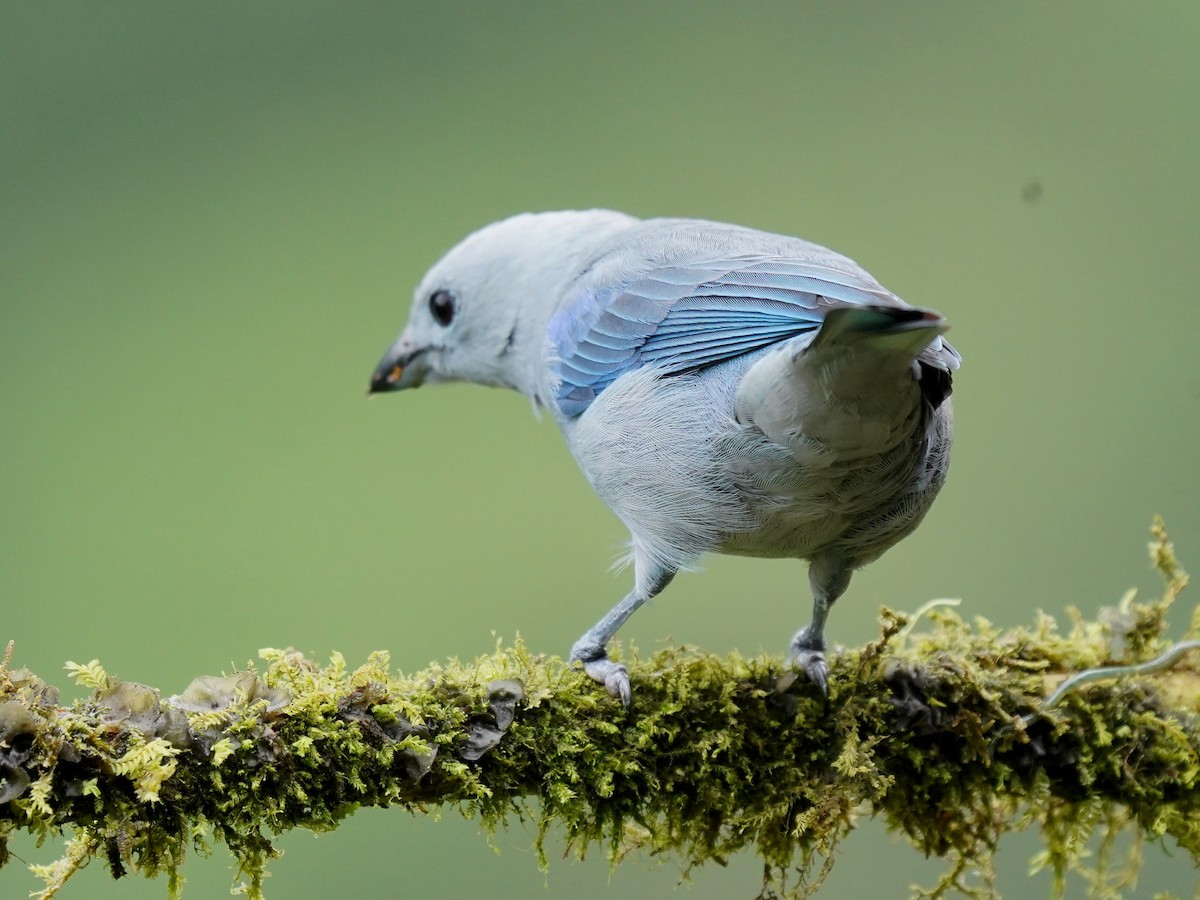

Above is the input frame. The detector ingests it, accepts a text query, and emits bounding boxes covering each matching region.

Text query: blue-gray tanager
[370,211,959,704]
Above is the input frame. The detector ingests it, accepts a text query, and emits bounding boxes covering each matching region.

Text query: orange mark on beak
[388,364,404,383]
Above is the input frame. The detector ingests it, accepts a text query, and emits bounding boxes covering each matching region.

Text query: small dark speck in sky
[1021,178,1044,204]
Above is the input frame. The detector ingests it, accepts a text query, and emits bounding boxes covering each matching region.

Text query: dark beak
[369,334,425,394]
[368,360,404,394]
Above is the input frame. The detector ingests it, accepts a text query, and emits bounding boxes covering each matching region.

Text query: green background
[4,2,1199,897]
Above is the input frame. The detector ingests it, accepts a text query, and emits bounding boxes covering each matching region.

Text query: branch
[1,521,1197,900]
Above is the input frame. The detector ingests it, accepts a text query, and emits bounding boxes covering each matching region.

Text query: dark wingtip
[918,362,953,409]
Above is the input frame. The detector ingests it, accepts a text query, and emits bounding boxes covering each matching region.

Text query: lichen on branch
[1,520,1197,899]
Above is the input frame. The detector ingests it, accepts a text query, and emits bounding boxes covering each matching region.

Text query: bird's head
[369,210,637,399]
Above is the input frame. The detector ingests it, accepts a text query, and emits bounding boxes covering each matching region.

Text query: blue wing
[548,257,914,417]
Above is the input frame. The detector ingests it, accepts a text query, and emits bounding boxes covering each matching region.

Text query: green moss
[1,523,1198,898]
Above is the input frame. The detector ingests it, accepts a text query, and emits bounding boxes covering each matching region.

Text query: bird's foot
[570,641,631,707]
[788,628,829,697]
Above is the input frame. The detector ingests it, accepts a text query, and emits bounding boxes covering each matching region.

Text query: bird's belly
[716,420,943,564]
[563,362,950,572]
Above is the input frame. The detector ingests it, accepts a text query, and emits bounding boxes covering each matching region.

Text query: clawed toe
[790,648,829,697]
[789,628,829,697]
[571,639,631,706]
[579,656,631,706]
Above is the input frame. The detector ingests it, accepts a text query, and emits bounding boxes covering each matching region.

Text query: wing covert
[548,256,951,417]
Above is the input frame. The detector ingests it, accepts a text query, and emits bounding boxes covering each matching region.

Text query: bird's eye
[429,290,456,326]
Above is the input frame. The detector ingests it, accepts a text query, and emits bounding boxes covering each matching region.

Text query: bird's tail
[808,305,948,363]
[735,304,956,461]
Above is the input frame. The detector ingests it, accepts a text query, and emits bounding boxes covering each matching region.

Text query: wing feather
[548,253,956,417]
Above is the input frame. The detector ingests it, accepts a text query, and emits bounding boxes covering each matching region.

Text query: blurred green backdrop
[4,2,1199,897]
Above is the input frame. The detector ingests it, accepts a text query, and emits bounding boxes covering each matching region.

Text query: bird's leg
[790,557,852,696]
[570,565,675,707]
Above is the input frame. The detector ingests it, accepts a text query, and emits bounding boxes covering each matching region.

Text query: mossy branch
[1,520,1198,900]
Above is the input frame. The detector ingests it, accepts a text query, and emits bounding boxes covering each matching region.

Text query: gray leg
[790,556,852,696]
[570,563,675,706]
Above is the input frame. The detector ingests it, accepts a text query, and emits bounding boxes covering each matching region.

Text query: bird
[370,210,959,705]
